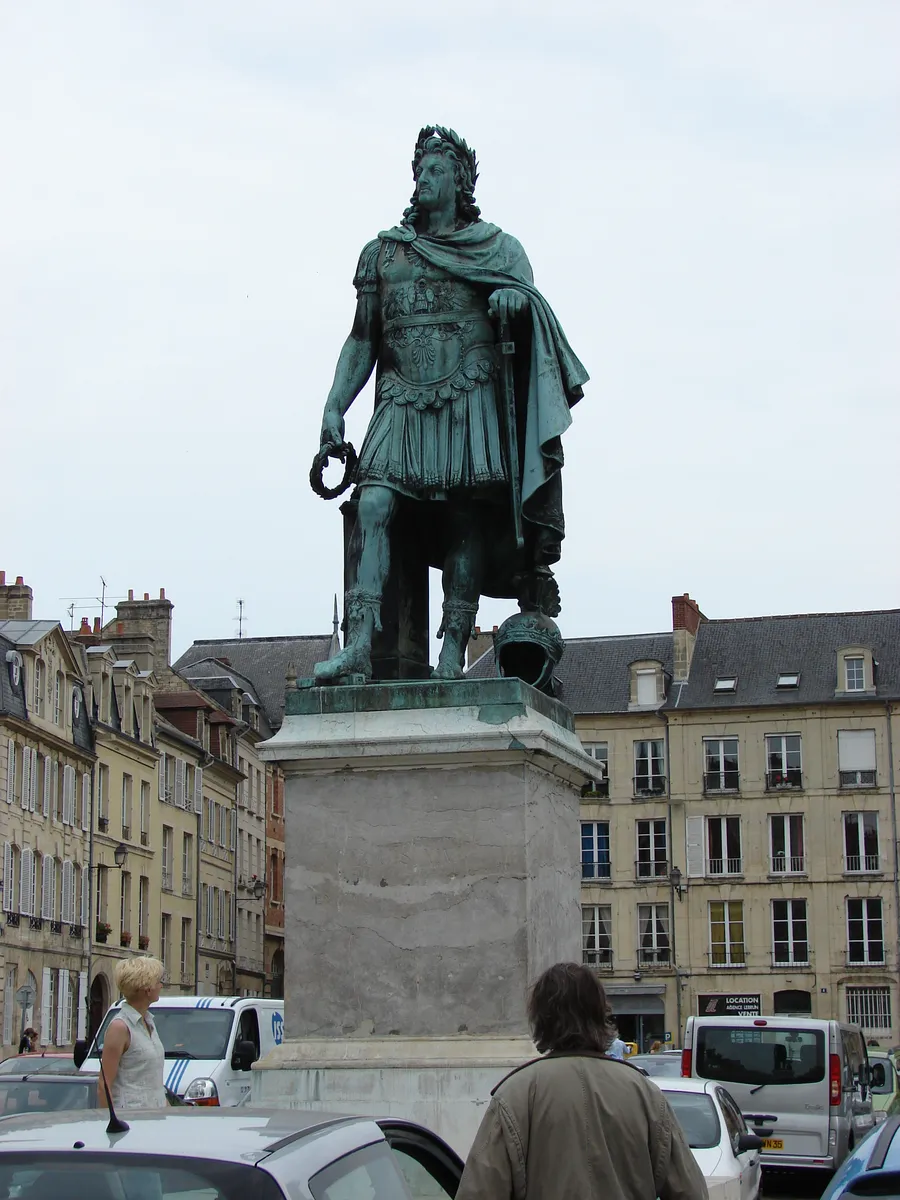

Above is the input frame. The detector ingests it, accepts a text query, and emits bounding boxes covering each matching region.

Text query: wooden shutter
[81,772,90,831]
[42,755,51,817]
[5,741,14,804]
[41,855,53,919]
[21,748,31,812]
[56,968,69,1046]
[158,752,167,801]
[2,843,12,912]
[175,759,185,809]
[193,767,203,814]
[685,815,705,878]
[40,967,52,1045]
[76,971,88,1040]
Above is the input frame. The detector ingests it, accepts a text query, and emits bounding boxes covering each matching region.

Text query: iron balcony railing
[635,858,670,881]
[706,857,743,876]
[770,854,806,874]
[766,769,803,791]
[633,775,667,798]
[840,770,877,789]
[703,771,740,794]
[844,854,881,873]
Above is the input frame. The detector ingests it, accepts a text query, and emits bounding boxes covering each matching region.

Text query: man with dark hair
[456,963,706,1200]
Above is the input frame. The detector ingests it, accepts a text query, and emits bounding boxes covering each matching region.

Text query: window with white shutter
[20,848,35,916]
[175,759,185,809]
[158,752,167,802]
[76,971,87,1040]
[57,968,69,1045]
[42,756,51,817]
[193,767,203,814]
[41,856,54,919]
[21,748,31,811]
[2,843,13,912]
[5,741,15,804]
[40,967,52,1045]
[82,772,90,831]
[685,815,705,877]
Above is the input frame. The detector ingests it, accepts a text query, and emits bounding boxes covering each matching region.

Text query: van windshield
[696,1026,825,1086]
[89,1007,235,1061]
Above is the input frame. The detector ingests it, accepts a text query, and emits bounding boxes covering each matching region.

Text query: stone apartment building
[0,575,94,1054]
[472,594,900,1049]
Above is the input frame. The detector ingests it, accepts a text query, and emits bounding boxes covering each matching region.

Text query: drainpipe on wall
[885,703,900,986]
[660,710,683,1046]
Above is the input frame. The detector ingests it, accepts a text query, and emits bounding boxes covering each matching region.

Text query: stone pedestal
[255,677,596,1153]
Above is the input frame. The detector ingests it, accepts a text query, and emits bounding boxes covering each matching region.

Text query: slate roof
[468,633,675,715]
[174,635,335,730]
[670,610,900,710]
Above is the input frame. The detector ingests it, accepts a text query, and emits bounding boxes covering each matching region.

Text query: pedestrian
[99,957,166,1109]
[17,1027,37,1054]
[456,962,707,1200]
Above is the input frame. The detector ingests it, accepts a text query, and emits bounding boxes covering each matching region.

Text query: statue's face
[414,152,456,213]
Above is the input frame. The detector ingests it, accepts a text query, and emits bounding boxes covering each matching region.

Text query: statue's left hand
[488,289,529,323]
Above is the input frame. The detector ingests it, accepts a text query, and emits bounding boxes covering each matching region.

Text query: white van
[682,1015,875,1174]
[81,996,285,1107]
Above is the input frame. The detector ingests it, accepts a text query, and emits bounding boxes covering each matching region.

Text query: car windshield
[0,1078,96,1115]
[629,1055,683,1077]
[661,1091,721,1149]
[89,1008,235,1061]
[0,1154,284,1200]
[695,1026,825,1086]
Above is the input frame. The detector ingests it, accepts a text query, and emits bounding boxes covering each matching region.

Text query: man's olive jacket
[456,1054,708,1200]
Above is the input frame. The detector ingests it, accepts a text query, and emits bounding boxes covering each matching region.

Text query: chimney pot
[144,593,149,601]
[93,617,101,634]
[15,576,24,586]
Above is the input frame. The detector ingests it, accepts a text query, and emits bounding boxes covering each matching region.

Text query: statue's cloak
[379,221,588,591]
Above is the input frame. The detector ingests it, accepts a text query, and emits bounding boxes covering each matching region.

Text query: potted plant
[139,934,150,950]
[120,930,132,948]
[96,921,112,943]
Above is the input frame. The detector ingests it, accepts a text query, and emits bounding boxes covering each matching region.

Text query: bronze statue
[312,127,587,684]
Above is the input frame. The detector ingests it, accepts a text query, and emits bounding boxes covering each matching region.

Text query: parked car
[80,995,284,1106]
[0,1108,464,1199]
[0,1070,184,1115]
[868,1051,900,1123]
[682,1014,875,1173]
[658,1077,763,1200]
[822,1115,900,1199]
[629,1053,683,1078]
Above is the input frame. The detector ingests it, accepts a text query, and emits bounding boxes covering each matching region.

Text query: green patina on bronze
[312,126,587,687]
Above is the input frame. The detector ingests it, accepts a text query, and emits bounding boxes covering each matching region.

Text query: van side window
[238,1008,261,1055]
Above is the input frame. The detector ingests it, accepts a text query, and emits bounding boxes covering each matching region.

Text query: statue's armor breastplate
[378,241,496,410]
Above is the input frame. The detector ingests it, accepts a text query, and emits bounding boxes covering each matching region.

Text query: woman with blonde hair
[99,956,166,1109]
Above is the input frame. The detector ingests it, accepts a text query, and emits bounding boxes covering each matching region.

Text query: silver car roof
[0,1108,373,1165]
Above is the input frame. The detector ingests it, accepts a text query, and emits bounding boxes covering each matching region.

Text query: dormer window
[845,657,865,692]
[776,673,800,689]
[714,676,737,693]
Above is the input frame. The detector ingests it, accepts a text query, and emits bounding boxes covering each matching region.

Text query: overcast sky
[2,1,898,661]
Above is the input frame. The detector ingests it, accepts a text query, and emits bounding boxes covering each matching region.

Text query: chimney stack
[672,593,706,681]
[0,573,34,622]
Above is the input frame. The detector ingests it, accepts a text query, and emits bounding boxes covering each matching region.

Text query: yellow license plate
[762,1139,784,1151]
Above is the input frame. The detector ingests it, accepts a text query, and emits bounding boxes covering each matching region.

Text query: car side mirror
[231,1039,258,1071]
[73,1040,89,1069]
[737,1132,764,1154]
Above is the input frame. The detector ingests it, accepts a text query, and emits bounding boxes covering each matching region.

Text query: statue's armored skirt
[354,238,508,498]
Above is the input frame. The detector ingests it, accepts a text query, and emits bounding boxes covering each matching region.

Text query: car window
[0,1154,284,1200]
[661,1091,720,1149]
[310,1142,414,1200]
[716,1088,746,1151]
[391,1150,453,1199]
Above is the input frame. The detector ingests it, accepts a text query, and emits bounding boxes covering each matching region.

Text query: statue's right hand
[320,406,345,452]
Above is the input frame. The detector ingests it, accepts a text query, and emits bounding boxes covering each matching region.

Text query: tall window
[847,898,884,965]
[161,826,173,891]
[710,900,745,967]
[703,738,739,792]
[772,899,809,965]
[846,987,892,1031]
[766,734,802,790]
[634,740,665,796]
[581,822,611,881]
[638,903,670,966]
[770,814,805,874]
[838,730,876,788]
[845,657,865,692]
[121,774,133,838]
[582,905,612,967]
[706,816,741,875]
[844,813,880,873]
[636,819,668,879]
[160,913,171,974]
[581,743,609,795]
[182,834,193,896]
